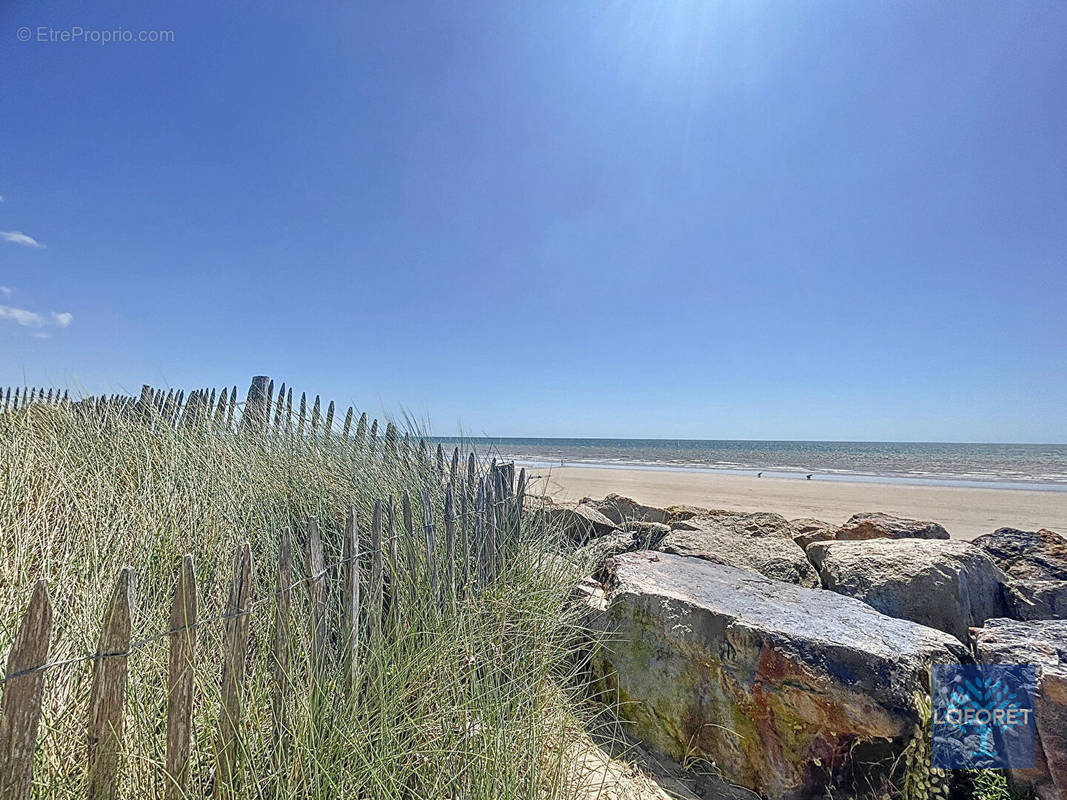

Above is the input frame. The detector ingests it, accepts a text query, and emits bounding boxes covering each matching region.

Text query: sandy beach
[529,466,1067,540]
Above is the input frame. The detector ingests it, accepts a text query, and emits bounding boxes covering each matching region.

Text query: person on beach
[757,472,762,478]
[806,474,813,480]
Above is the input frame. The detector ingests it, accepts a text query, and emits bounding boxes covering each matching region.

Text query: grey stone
[660,515,818,587]
[620,520,671,548]
[834,512,950,542]
[589,552,967,800]
[1005,580,1067,621]
[806,538,1009,641]
[576,532,639,571]
[588,493,668,525]
[972,527,1067,581]
[790,517,841,548]
[536,501,619,544]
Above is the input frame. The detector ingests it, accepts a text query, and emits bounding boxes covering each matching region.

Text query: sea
[432,438,1067,492]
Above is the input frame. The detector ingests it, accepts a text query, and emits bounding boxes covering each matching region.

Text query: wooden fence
[0,386,529,799]
[0,376,473,478]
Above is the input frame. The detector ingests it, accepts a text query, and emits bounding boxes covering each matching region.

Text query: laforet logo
[931,664,1037,770]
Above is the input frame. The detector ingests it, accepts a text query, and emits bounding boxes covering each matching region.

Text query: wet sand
[528,466,1067,540]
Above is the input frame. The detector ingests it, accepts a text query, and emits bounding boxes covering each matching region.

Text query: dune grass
[0,399,595,799]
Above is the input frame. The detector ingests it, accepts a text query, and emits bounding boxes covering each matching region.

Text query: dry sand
[529,466,1067,540]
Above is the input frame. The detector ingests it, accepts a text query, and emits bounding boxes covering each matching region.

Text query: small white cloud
[0,286,11,296]
[1,231,45,248]
[0,304,45,327]
[32,331,50,339]
[0,304,73,332]
[0,195,5,203]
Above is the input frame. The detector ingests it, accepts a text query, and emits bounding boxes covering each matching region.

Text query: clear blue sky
[2,1,1065,442]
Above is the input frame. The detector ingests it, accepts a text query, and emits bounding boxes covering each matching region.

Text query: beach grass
[0,400,595,799]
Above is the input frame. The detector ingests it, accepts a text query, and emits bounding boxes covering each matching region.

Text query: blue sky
[2,1,1065,441]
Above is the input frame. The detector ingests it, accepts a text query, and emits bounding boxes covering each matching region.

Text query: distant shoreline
[508,459,1067,493]
[530,465,1067,541]
[430,437,1067,492]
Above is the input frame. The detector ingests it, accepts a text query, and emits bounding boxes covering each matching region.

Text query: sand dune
[529,466,1067,540]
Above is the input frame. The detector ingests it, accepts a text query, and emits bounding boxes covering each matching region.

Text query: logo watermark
[16,26,175,44]
[931,664,1037,770]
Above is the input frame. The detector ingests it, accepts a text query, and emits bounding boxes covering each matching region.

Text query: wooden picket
[166,555,197,800]
[0,581,53,800]
[87,567,135,800]
[217,543,253,799]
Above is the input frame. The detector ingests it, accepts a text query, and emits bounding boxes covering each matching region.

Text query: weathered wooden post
[271,383,286,436]
[216,544,253,799]
[87,567,136,800]
[166,556,197,800]
[354,413,368,451]
[242,376,271,434]
[0,581,53,800]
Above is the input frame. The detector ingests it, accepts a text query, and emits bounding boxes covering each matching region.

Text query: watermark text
[17,26,175,45]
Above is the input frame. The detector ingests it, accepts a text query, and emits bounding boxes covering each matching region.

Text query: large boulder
[660,515,819,587]
[806,539,1009,641]
[972,619,1067,800]
[972,528,1067,581]
[537,501,618,544]
[589,552,967,800]
[588,494,668,525]
[670,511,795,538]
[833,512,950,542]
[1005,580,1067,621]
[790,518,839,548]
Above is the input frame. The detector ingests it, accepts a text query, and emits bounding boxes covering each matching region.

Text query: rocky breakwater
[585,551,967,800]
[558,493,1067,799]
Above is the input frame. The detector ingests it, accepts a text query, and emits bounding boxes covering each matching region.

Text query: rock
[806,539,1009,641]
[663,505,715,523]
[729,511,796,538]
[791,518,833,535]
[972,527,1067,581]
[670,512,795,538]
[1005,580,1067,620]
[589,552,967,800]
[620,520,671,548]
[972,619,1067,800]
[660,515,818,587]
[589,494,668,525]
[798,520,845,550]
[577,532,639,570]
[834,512,950,542]
[790,518,840,549]
[537,501,619,544]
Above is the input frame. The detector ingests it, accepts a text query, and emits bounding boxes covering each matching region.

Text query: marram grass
[0,401,596,799]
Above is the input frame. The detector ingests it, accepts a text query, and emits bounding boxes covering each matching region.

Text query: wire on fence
[0,557,351,688]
